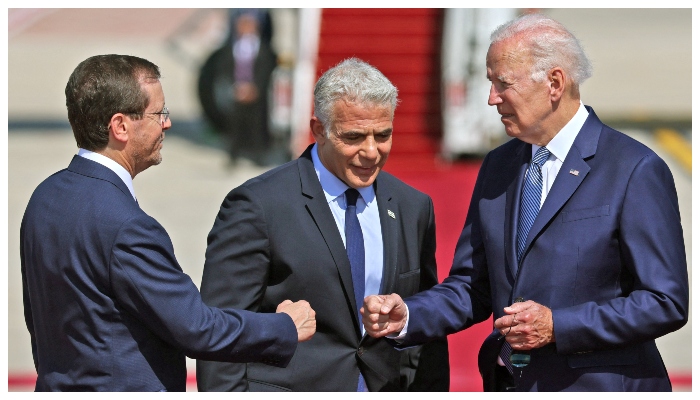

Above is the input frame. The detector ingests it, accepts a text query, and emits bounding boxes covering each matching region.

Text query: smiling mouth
[352,165,376,175]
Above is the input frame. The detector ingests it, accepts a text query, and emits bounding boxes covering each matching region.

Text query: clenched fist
[276,300,316,342]
[361,293,408,338]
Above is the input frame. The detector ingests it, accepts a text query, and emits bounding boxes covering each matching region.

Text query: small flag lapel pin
[388,210,396,219]
[569,169,579,176]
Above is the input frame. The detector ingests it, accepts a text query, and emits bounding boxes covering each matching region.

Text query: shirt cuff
[385,304,409,341]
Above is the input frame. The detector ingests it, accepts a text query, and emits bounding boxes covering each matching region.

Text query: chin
[350,176,377,188]
[503,127,522,138]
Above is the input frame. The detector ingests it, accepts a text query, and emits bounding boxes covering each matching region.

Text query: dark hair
[65,54,160,150]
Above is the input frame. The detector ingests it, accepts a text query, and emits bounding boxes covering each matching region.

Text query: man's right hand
[361,293,407,338]
[276,300,316,342]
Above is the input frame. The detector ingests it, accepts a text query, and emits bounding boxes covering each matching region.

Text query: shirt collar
[77,148,137,201]
[533,101,589,161]
[311,143,375,205]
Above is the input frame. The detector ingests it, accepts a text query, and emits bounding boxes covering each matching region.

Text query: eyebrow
[377,128,393,135]
[341,128,393,135]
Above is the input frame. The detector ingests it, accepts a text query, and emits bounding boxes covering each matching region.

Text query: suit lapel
[506,143,530,278]
[522,106,601,260]
[374,173,398,294]
[297,147,363,334]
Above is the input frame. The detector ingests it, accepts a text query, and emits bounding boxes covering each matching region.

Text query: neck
[535,97,580,146]
[96,147,137,179]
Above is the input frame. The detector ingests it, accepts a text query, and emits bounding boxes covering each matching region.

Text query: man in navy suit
[196,58,449,391]
[362,14,688,391]
[20,54,316,391]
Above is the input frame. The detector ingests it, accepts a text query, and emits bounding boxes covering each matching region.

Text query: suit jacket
[20,156,298,391]
[196,145,449,391]
[401,106,688,391]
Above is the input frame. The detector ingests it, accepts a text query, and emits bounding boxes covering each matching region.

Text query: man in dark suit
[196,58,449,392]
[362,14,688,391]
[20,54,316,392]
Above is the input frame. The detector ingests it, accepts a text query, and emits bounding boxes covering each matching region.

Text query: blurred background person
[198,9,278,167]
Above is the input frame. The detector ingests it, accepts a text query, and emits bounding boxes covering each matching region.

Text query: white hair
[491,13,593,86]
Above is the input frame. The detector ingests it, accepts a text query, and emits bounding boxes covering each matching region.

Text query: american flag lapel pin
[569,169,579,176]
[387,210,396,219]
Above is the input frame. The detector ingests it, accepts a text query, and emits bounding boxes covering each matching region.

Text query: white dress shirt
[533,102,589,202]
[77,148,137,202]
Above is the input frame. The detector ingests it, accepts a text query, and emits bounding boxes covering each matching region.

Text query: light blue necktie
[501,146,550,376]
[344,189,368,391]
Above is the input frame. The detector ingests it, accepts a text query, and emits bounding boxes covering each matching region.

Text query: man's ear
[108,113,130,145]
[310,116,327,143]
[548,67,566,102]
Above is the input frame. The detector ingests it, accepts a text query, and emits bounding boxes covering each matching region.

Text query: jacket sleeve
[20,218,39,372]
[403,153,494,345]
[108,204,297,368]
[196,185,275,391]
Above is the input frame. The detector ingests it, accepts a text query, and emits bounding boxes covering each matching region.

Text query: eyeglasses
[145,106,170,126]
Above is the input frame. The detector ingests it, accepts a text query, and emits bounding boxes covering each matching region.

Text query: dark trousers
[482,364,515,392]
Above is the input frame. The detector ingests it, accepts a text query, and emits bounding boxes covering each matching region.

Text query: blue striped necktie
[516,146,551,264]
[344,188,368,391]
[501,146,550,375]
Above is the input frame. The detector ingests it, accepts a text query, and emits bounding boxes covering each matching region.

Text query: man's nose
[360,136,379,159]
[488,84,501,106]
[162,117,172,131]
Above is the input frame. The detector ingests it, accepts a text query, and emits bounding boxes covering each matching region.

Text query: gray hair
[313,58,398,136]
[490,13,592,86]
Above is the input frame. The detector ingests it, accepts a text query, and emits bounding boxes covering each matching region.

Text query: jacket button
[357,347,364,356]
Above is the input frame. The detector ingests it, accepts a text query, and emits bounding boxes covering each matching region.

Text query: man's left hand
[493,300,555,351]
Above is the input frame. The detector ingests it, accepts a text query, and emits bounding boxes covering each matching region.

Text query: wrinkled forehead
[137,73,160,85]
[487,39,533,74]
[139,78,165,106]
[331,97,393,116]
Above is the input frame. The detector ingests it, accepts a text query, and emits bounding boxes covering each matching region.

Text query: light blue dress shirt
[311,144,383,335]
